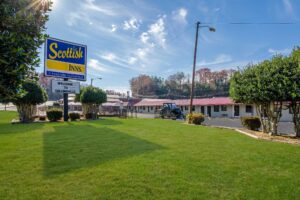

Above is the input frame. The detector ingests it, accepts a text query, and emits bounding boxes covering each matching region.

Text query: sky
[38,0,300,93]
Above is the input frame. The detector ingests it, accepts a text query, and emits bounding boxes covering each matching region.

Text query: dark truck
[159,103,185,120]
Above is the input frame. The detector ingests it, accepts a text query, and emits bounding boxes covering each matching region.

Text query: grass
[1,111,300,199]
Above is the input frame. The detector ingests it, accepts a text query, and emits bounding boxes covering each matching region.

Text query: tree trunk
[290,102,300,137]
[255,103,270,133]
[16,104,37,123]
[266,101,282,136]
[82,103,98,120]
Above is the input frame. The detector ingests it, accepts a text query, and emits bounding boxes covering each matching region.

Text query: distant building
[38,73,63,101]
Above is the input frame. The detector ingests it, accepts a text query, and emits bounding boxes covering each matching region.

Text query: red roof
[174,97,234,106]
[134,99,173,107]
[134,97,235,107]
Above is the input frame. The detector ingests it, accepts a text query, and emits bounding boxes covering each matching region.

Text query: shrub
[79,86,107,120]
[187,113,205,125]
[52,102,60,108]
[241,116,261,131]
[69,112,80,121]
[47,109,63,122]
[85,113,97,120]
[13,80,47,123]
[39,116,46,121]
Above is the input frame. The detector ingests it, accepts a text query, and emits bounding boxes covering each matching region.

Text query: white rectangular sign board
[52,80,80,94]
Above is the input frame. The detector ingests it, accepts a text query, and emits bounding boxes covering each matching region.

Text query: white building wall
[134,103,294,122]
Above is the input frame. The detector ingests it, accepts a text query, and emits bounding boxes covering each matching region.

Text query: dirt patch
[236,128,300,146]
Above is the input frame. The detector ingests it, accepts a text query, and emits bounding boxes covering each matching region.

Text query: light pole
[189,21,215,116]
[90,77,102,86]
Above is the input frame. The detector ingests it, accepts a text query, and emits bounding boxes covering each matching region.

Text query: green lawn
[1,111,300,200]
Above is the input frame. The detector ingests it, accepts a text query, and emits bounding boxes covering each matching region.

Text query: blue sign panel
[44,37,87,81]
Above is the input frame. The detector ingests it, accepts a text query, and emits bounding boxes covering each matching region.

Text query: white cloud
[198,54,232,66]
[88,59,115,73]
[123,17,141,30]
[128,57,138,64]
[268,48,291,55]
[111,24,117,32]
[136,48,150,59]
[84,0,116,16]
[140,32,150,44]
[283,0,293,14]
[101,53,117,61]
[148,16,167,47]
[97,53,138,70]
[66,12,82,26]
[172,8,188,24]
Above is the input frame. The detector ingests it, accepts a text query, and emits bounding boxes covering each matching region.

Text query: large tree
[287,47,300,137]
[0,0,51,100]
[230,55,296,135]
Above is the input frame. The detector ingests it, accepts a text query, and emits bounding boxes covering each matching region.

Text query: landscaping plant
[241,116,261,131]
[69,112,80,121]
[13,80,47,123]
[187,113,205,125]
[46,109,63,122]
[79,86,107,120]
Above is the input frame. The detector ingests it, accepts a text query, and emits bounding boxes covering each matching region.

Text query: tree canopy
[80,86,107,105]
[13,80,48,105]
[0,0,51,100]
[230,50,300,135]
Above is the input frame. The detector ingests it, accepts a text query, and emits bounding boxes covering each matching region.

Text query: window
[181,106,183,111]
[192,106,195,111]
[143,106,145,110]
[150,107,153,110]
[185,106,188,111]
[201,106,205,114]
[221,105,227,111]
[246,105,253,113]
[214,105,219,112]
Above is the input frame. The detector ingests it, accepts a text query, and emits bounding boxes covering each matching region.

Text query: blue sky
[38,0,300,93]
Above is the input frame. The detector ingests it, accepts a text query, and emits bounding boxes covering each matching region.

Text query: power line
[202,22,298,25]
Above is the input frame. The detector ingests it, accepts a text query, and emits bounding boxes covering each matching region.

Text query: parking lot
[135,112,295,135]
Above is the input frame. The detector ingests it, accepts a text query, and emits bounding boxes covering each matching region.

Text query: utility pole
[91,77,102,86]
[189,22,200,115]
[63,78,69,122]
[188,22,215,116]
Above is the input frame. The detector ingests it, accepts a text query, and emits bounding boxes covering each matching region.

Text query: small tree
[13,80,47,122]
[80,86,107,119]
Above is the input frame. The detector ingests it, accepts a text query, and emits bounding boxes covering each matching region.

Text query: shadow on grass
[43,125,163,177]
[87,118,124,126]
[0,123,45,135]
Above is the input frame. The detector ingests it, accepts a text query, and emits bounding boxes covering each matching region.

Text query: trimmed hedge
[69,112,80,121]
[46,109,63,122]
[39,116,46,121]
[241,116,261,131]
[187,113,205,125]
[85,113,97,120]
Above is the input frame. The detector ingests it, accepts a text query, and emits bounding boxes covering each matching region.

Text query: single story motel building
[133,97,293,122]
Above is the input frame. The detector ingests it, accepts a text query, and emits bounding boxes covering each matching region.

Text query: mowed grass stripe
[0,111,299,200]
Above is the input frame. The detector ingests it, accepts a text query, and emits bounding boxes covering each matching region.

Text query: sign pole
[63,78,69,122]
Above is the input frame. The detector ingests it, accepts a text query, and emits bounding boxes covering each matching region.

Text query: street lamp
[189,21,216,116]
[90,77,102,86]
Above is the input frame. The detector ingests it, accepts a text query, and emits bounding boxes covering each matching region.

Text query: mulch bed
[183,122,300,146]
